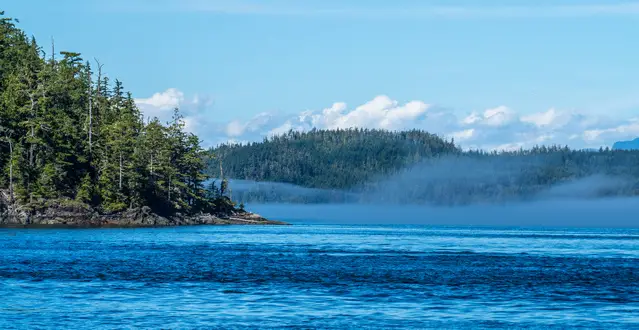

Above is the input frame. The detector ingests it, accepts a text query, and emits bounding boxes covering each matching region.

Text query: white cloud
[535,134,555,143]
[463,106,516,127]
[225,120,246,137]
[135,88,219,144]
[269,120,300,137]
[492,142,525,152]
[265,96,438,136]
[521,108,570,128]
[135,88,190,128]
[450,129,475,142]
[135,88,184,110]
[136,89,639,150]
[257,96,433,137]
[225,112,274,137]
[182,116,200,134]
[325,96,430,130]
[582,120,639,142]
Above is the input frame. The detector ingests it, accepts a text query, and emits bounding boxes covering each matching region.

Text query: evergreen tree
[0,11,219,217]
[209,130,639,205]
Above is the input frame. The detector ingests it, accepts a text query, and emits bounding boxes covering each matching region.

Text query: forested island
[208,129,639,205]
[210,129,460,189]
[3,9,638,223]
[0,12,285,227]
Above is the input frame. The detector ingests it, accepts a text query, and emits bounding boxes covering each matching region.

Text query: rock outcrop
[0,191,287,228]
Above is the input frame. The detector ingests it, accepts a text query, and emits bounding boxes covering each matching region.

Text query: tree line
[208,128,461,189]
[208,130,639,205]
[0,11,230,215]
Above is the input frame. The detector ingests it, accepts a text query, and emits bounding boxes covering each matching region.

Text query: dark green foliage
[0,12,216,216]
[358,146,639,205]
[208,128,461,189]
[208,130,639,205]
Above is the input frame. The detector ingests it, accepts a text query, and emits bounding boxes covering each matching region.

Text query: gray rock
[0,191,288,228]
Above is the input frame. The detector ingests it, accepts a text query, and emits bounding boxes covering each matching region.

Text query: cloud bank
[136,89,639,151]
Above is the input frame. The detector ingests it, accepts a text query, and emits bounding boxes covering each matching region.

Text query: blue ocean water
[1,222,638,328]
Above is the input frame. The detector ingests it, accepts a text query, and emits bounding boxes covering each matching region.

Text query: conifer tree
[0,11,219,216]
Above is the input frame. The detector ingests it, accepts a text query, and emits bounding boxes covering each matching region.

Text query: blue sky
[4,0,639,149]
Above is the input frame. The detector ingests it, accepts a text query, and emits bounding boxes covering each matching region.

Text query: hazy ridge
[209,131,639,205]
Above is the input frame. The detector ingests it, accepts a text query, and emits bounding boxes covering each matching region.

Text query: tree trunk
[88,67,92,153]
[50,36,55,63]
[29,94,35,167]
[119,150,123,190]
[94,59,103,141]
[8,139,13,203]
[29,93,36,204]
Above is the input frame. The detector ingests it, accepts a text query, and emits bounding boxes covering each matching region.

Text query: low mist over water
[249,198,639,228]
[220,153,639,208]
[218,163,639,228]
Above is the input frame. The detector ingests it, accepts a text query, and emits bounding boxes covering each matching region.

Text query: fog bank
[214,155,639,227]
[249,198,639,228]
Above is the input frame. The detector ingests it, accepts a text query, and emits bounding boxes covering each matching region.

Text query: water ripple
[0,225,637,329]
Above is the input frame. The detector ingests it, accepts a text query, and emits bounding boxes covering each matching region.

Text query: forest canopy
[0,11,223,216]
[207,129,639,205]
[209,128,461,189]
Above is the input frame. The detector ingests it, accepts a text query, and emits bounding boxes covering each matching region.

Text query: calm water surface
[1,221,638,329]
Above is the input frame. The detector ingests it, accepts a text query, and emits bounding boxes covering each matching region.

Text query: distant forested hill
[207,129,460,189]
[613,138,639,150]
[207,130,639,204]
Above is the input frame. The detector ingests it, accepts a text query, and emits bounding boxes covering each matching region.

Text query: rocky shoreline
[0,196,288,228]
